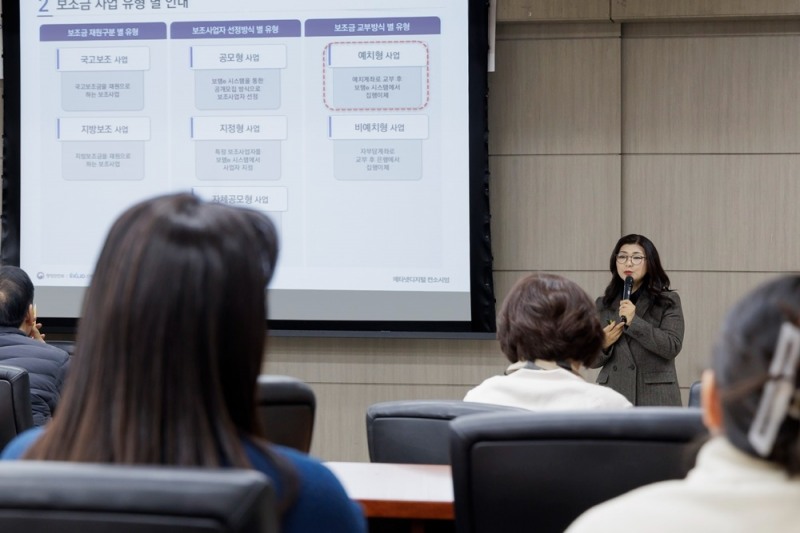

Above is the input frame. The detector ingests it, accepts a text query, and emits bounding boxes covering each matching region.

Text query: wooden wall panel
[489,33,620,155]
[263,336,499,386]
[498,22,620,40]
[498,0,610,22]
[622,155,800,271]
[612,0,800,21]
[668,272,780,386]
[493,270,611,308]
[490,155,621,270]
[623,30,800,153]
[623,20,800,37]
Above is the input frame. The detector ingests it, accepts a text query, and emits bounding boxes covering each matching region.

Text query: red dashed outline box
[322,40,430,112]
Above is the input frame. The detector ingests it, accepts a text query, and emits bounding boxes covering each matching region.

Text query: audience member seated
[0,266,69,426]
[567,276,800,532]
[1,194,365,533]
[464,273,631,410]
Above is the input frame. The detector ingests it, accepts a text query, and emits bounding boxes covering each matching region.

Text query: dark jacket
[0,327,70,426]
[593,291,684,406]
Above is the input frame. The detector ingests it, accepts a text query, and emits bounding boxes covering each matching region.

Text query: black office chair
[688,380,702,407]
[366,400,527,464]
[0,365,34,450]
[450,408,707,533]
[256,375,316,453]
[0,461,278,533]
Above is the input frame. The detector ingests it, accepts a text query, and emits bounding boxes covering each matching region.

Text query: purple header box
[305,17,441,37]
[40,23,166,42]
[171,20,301,39]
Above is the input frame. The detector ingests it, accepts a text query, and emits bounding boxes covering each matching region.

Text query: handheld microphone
[622,276,634,301]
[617,276,634,324]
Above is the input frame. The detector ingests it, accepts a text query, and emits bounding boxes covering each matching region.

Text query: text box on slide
[58,47,151,71]
[333,139,421,181]
[329,115,428,140]
[193,187,286,241]
[192,186,288,212]
[192,116,287,140]
[324,41,429,110]
[331,66,423,109]
[327,42,427,68]
[61,141,144,181]
[61,71,145,112]
[195,140,281,181]
[191,44,287,70]
[194,69,281,110]
[58,117,151,141]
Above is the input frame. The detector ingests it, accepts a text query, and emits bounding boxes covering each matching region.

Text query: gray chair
[256,375,316,453]
[0,365,34,450]
[0,461,278,533]
[45,340,75,356]
[688,380,702,407]
[366,400,526,464]
[450,408,707,533]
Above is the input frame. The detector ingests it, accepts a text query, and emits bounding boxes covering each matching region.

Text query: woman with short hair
[464,273,631,410]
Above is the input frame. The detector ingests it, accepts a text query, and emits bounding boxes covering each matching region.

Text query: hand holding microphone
[617,276,634,325]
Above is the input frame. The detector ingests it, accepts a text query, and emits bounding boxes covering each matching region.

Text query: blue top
[2,428,366,533]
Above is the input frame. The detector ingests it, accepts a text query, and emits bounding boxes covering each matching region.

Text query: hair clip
[748,322,800,457]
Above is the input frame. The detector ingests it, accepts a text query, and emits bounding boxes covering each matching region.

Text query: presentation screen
[1,0,495,337]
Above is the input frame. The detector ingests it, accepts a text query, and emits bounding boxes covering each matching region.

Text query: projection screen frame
[0,0,495,339]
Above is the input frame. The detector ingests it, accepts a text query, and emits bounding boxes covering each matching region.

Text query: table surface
[325,461,454,520]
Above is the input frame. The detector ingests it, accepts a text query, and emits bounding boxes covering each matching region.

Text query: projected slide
[14,0,475,325]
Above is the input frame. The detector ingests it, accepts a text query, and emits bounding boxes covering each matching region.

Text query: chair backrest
[366,400,527,464]
[45,340,75,356]
[688,380,702,407]
[450,408,708,533]
[0,365,34,450]
[0,461,278,533]
[256,375,316,453]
